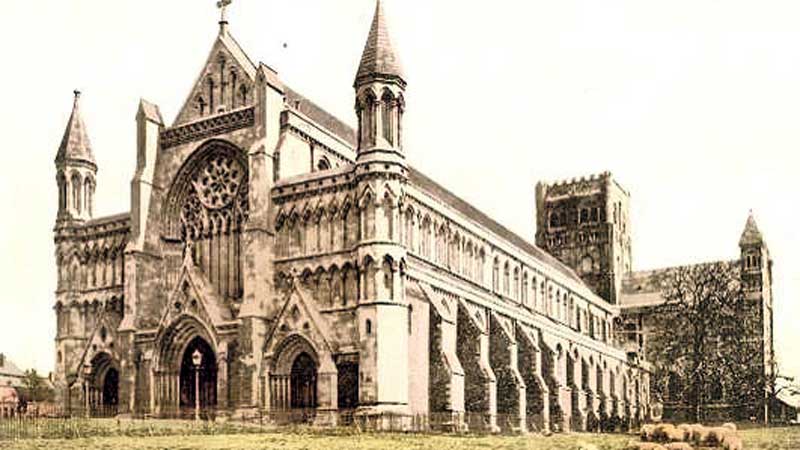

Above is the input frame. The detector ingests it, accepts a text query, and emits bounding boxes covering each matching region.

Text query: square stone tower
[535,172,632,304]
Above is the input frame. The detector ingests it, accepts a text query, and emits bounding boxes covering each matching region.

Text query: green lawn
[0,422,798,450]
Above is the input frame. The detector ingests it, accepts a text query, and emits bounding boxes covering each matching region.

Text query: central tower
[535,173,632,304]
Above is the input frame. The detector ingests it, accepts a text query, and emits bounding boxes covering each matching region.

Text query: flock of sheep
[625,422,743,450]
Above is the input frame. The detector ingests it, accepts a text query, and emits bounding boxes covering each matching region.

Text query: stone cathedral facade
[52,2,652,432]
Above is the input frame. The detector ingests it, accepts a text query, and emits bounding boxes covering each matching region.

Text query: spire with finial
[354,0,405,88]
[353,0,407,160]
[56,89,95,166]
[217,0,232,34]
[55,90,97,224]
[739,210,765,248]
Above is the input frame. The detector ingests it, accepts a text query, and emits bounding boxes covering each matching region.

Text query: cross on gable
[217,0,233,23]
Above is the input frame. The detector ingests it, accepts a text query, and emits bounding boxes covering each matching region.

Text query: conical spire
[354,0,404,87]
[56,90,95,166]
[739,211,764,247]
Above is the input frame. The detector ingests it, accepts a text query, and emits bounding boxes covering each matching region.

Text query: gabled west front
[52,2,651,432]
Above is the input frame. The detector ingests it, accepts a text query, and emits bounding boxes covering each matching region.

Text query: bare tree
[647,262,757,422]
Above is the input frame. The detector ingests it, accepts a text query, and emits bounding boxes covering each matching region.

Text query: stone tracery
[167,142,249,300]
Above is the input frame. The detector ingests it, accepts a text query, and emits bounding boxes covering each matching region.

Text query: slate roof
[620,260,739,309]
[408,168,585,285]
[285,87,357,147]
[55,92,95,165]
[0,354,24,379]
[354,0,404,85]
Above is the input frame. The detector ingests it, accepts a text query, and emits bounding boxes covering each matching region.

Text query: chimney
[0,353,5,367]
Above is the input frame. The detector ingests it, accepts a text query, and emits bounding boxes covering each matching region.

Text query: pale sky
[0,0,797,382]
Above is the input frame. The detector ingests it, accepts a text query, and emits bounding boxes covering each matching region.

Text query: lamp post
[192,349,202,421]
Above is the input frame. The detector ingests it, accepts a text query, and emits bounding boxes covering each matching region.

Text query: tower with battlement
[535,172,632,304]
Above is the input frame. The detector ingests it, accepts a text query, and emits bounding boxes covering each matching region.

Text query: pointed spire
[739,210,765,247]
[354,0,405,87]
[56,90,95,166]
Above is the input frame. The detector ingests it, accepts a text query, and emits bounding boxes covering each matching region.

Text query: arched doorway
[179,337,217,418]
[88,353,119,417]
[290,352,317,410]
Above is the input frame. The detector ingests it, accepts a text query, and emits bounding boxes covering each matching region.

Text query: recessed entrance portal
[179,337,217,415]
[290,352,318,410]
[88,353,119,417]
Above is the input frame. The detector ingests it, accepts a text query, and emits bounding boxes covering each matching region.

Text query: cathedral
[52,1,660,432]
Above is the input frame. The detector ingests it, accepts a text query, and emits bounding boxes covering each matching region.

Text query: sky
[0,0,798,383]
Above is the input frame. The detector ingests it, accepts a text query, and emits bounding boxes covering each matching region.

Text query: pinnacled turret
[354,0,406,164]
[55,90,97,225]
[740,211,771,289]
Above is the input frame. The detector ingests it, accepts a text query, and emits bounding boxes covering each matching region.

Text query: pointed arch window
[522,272,529,305]
[381,90,395,146]
[84,177,94,217]
[503,262,510,296]
[57,172,67,212]
[492,258,500,292]
[166,142,249,300]
[71,173,82,213]
[316,157,331,171]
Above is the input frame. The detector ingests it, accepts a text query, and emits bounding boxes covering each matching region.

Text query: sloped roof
[620,260,739,309]
[55,92,95,165]
[740,212,765,247]
[0,354,24,379]
[285,87,357,147]
[777,390,800,409]
[408,168,585,285]
[354,0,404,86]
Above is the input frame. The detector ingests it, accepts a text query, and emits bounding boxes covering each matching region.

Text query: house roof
[354,0,405,86]
[0,354,24,379]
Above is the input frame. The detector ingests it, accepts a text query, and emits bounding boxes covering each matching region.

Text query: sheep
[624,442,668,450]
[704,426,737,447]
[689,424,711,445]
[664,443,694,450]
[655,423,686,442]
[676,424,693,441]
[653,423,677,442]
[640,424,657,441]
[721,422,738,432]
[722,435,743,450]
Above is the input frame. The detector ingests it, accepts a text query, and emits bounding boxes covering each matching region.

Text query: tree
[646,262,759,422]
[21,369,54,403]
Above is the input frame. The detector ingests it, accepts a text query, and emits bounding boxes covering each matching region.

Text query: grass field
[0,422,798,450]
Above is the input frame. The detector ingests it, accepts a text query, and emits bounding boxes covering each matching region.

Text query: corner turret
[55,90,97,225]
[354,0,406,165]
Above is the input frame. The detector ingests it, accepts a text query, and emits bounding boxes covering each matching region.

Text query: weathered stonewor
[50,1,651,431]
